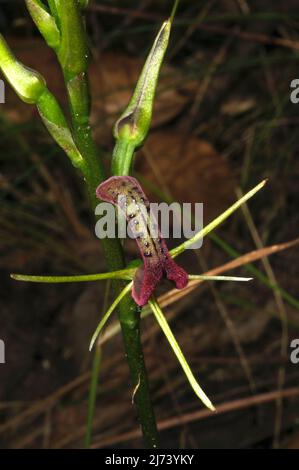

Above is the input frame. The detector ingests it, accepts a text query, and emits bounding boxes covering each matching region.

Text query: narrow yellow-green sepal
[188,275,253,282]
[89,282,133,351]
[11,268,135,283]
[171,180,267,258]
[149,298,215,411]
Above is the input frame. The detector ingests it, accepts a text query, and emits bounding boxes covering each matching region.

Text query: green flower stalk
[57,0,89,79]
[27,0,91,139]
[43,0,104,202]
[36,89,87,171]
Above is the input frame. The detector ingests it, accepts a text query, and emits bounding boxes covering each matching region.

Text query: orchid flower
[5,0,267,446]
[12,178,266,411]
[96,175,189,307]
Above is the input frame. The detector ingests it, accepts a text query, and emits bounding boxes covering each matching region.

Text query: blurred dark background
[0,0,299,449]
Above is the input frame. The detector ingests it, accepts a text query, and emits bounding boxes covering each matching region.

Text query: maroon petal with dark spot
[96,176,188,306]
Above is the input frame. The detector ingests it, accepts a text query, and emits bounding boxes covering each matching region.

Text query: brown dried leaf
[137,130,235,222]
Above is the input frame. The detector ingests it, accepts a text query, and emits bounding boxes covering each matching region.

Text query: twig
[236,188,289,448]
[91,386,299,448]
[196,23,299,52]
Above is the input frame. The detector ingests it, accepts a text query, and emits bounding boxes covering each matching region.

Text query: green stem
[85,344,101,448]
[112,140,135,176]
[85,278,111,448]
[118,294,159,448]
[69,97,158,448]
[67,87,158,448]
[110,143,159,447]
[58,6,158,446]
[62,69,126,272]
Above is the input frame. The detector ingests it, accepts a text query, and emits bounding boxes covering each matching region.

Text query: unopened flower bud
[25,0,60,50]
[0,34,46,104]
[113,20,171,148]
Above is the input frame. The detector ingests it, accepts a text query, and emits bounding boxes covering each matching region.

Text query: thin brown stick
[90,4,160,22]
[0,372,91,435]
[236,188,289,448]
[158,237,299,309]
[91,386,299,448]
[197,254,256,394]
[90,4,299,52]
[197,23,299,52]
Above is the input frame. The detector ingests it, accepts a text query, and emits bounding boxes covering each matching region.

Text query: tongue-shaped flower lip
[96,176,188,306]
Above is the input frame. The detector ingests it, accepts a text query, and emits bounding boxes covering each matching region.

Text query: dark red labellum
[96,176,188,306]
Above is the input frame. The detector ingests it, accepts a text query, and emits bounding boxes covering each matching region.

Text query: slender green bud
[25,0,60,50]
[57,0,89,78]
[37,89,86,171]
[113,20,171,148]
[0,34,46,103]
[0,34,86,171]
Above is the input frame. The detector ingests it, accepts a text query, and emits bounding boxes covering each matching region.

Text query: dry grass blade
[91,387,299,448]
[237,188,289,448]
[0,373,91,435]
[159,238,299,309]
[197,23,299,52]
